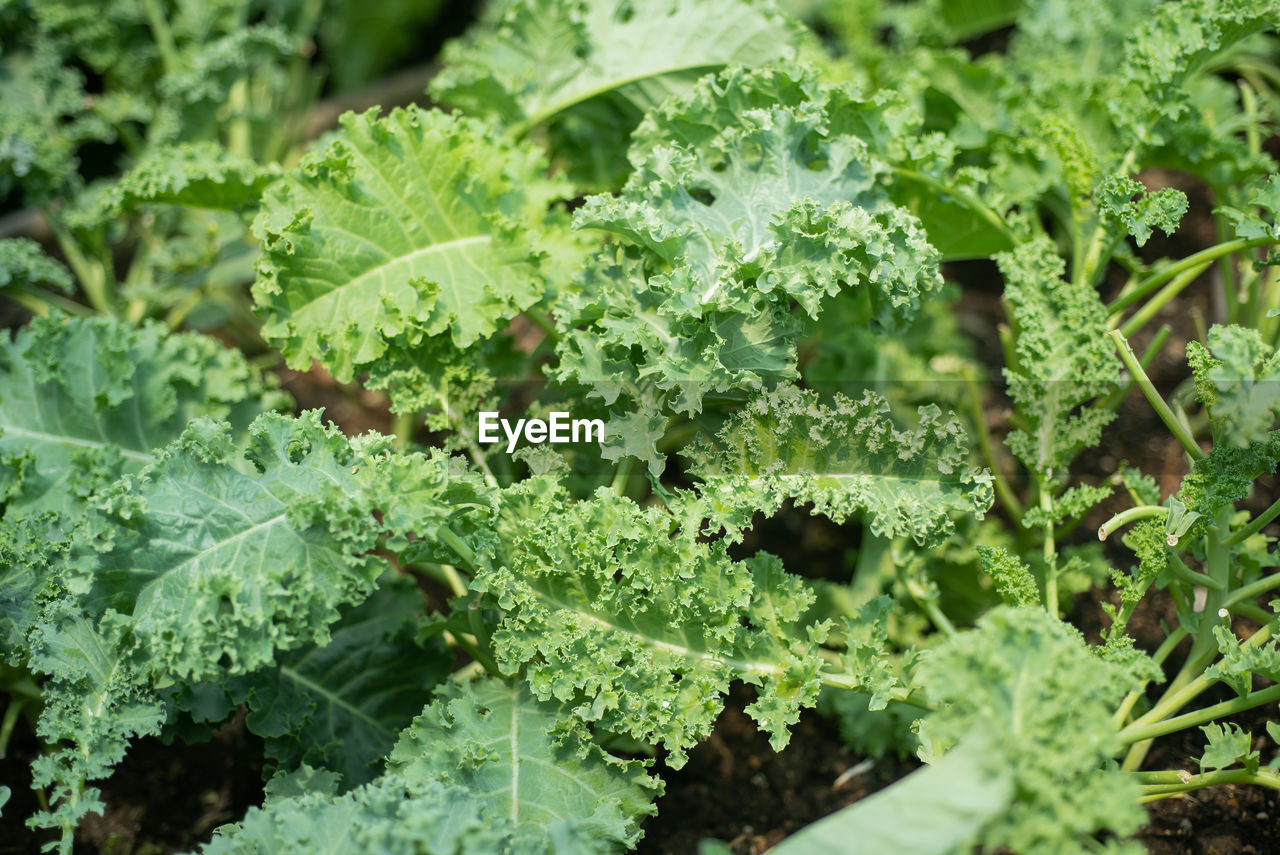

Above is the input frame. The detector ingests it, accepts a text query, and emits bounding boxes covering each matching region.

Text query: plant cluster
[3,0,1280,853]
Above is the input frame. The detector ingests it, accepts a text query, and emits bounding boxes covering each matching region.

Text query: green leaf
[25,604,166,846]
[477,478,833,766]
[0,237,74,293]
[1094,174,1187,247]
[431,0,800,187]
[554,64,945,469]
[919,607,1146,854]
[1199,722,1258,773]
[200,774,507,855]
[77,412,488,685]
[999,238,1118,479]
[688,385,993,547]
[1188,325,1280,447]
[231,578,454,787]
[109,142,281,213]
[1205,623,1280,697]
[252,106,567,386]
[1218,175,1280,243]
[769,731,1012,855]
[0,313,286,520]
[975,545,1040,607]
[388,677,661,852]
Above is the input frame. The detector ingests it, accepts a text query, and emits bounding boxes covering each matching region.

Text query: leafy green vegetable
[431,0,801,186]
[252,106,568,396]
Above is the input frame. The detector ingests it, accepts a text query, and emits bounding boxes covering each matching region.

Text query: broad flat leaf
[477,476,839,766]
[431,0,800,186]
[234,578,454,787]
[769,732,1012,854]
[388,678,661,852]
[0,313,285,520]
[252,106,566,384]
[688,385,993,547]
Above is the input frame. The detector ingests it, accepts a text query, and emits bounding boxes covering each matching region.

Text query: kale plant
[3,1,1280,853]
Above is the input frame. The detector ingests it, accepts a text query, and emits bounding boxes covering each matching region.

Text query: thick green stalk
[1097,505,1168,541]
[1224,495,1280,546]
[1137,768,1280,801]
[963,368,1023,522]
[1108,330,1205,461]
[1108,238,1272,315]
[1119,684,1280,745]
[1118,263,1210,338]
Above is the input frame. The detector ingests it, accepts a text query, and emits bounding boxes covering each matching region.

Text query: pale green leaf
[252,106,567,385]
[688,385,993,547]
[388,677,661,852]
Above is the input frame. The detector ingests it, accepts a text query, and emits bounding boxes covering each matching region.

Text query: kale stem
[1097,505,1169,541]
[1137,768,1280,801]
[141,0,181,76]
[904,578,956,640]
[391,410,416,451]
[1038,482,1058,616]
[1222,571,1280,610]
[523,308,559,343]
[445,402,499,489]
[963,367,1023,522]
[1100,324,1171,413]
[610,456,633,496]
[1224,495,1280,546]
[1121,683,1280,745]
[1166,550,1222,590]
[1111,626,1190,728]
[1124,621,1275,743]
[0,697,28,758]
[1107,330,1205,461]
[1107,238,1271,315]
[466,600,500,675]
[438,527,479,572]
[1118,263,1210,338]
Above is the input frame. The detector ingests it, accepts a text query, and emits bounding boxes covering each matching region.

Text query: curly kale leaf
[477,476,840,766]
[207,577,455,788]
[0,237,74,294]
[0,313,287,520]
[199,774,506,855]
[974,545,1041,607]
[108,142,281,213]
[686,385,993,547]
[78,411,493,684]
[919,607,1147,855]
[252,106,568,393]
[1094,174,1187,247]
[388,678,661,853]
[202,678,660,854]
[999,238,1118,479]
[1217,174,1280,243]
[1188,324,1280,447]
[431,0,800,188]
[554,64,944,470]
[25,605,166,847]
